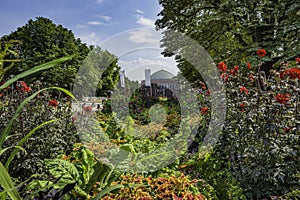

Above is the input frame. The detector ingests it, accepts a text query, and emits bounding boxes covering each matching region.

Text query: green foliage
[0,40,22,81]
[181,153,246,200]
[282,189,300,200]
[24,144,131,200]
[73,46,120,98]
[0,162,21,200]
[213,60,299,199]
[0,17,90,89]
[101,173,206,200]
[0,45,76,199]
[156,0,300,82]
[0,86,80,180]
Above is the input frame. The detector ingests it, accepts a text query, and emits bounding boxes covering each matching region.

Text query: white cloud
[136,16,155,27]
[129,29,159,44]
[96,0,103,3]
[76,24,88,28]
[87,21,103,26]
[136,9,144,14]
[98,15,112,22]
[77,32,101,46]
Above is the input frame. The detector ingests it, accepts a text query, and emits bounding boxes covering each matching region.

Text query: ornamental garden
[0,3,300,200]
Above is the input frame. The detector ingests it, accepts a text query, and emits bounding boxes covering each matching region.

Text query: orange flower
[16,81,31,93]
[257,49,266,57]
[274,93,290,104]
[49,99,58,107]
[201,106,209,115]
[217,61,227,72]
[239,86,249,95]
[280,68,300,80]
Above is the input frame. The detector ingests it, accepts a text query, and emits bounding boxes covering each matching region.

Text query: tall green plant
[0,54,74,199]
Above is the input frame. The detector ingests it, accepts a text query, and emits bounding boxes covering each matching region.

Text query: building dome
[150,70,174,80]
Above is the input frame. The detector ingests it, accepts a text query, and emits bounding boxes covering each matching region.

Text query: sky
[0,0,179,82]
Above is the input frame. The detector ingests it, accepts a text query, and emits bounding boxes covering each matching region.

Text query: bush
[0,81,80,180]
[213,57,300,199]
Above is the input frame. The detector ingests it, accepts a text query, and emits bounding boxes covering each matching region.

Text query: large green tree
[0,17,90,90]
[156,0,300,82]
[73,46,121,98]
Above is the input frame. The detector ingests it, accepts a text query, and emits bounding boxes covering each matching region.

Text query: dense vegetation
[0,0,299,199]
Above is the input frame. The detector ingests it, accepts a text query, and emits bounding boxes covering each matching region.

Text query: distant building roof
[150,70,174,80]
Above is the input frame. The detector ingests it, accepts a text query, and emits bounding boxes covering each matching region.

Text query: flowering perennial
[49,99,58,107]
[217,61,227,72]
[257,49,267,57]
[274,93,290,104]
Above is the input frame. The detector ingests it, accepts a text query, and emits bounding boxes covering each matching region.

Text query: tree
[0,17,90,90]
[156,0,300,82]
[73,46,121,98]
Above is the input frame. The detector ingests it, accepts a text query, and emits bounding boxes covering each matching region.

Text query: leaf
[0,162,21,200]
[0,146,26,157]
[44,159,79,185]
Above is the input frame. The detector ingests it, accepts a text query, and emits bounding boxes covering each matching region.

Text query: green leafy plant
[24,144,142,200]
[0,40,75,199]
[101,173,206,200]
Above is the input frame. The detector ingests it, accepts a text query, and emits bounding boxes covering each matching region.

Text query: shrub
[212,57,300,199]
[0,82,80,180]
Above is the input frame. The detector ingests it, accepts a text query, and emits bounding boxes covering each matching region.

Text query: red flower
[49,99,58,107]
[220,73,229,82]
[234,65,239,71]
[217,61,227,72]
[295,57,300,65]
[249,74,254,82]
[83,105,93,113]
[201,106,209,115]
[274,93,290,104]
[239,102,247,112]
[229,69,236,76]
[239,86,249,95]
[246,62,251,69]
[16,81,31,93]
[280,68,300,80]
[229,65,239,76]
[284,127,292,133]
[205,89,211,96]
[257,49,267,57]
[71,115,77,123]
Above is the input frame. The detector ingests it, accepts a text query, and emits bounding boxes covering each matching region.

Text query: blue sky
[1,0,179,82]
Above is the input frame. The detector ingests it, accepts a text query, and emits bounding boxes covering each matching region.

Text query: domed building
[141,69,180,97]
